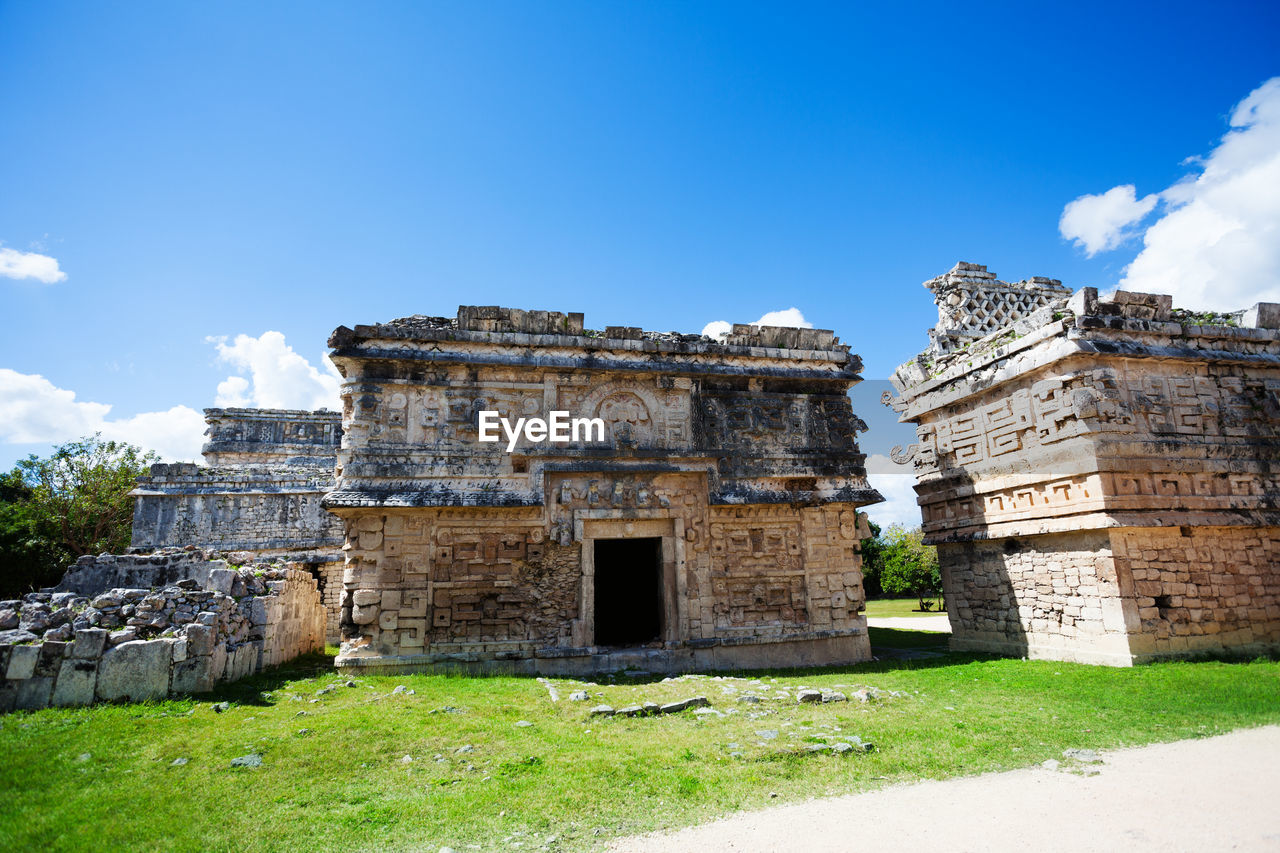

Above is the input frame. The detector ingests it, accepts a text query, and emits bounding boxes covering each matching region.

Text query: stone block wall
[1112,526,1280,659]
[333,500,873,669]
[941,531,1134,665]
[0,551,325,712]
[202,407,342,466]
[319,562,344,645]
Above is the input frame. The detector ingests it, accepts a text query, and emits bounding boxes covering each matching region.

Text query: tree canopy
[0,435,156,597]
[860,523,943,610]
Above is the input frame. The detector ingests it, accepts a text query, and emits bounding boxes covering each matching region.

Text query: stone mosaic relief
[915,367,1280,481]
[340,508,571,656]
[333,468,871,661]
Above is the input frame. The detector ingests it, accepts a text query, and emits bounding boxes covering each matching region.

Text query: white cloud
[97,406,208,462]
[753,308,813,329]
[209,331,341,411]
[214,376,251,407]
[701,307,814,341]
[0,247,67,284]
[701,320,733,340]
[1062,76,1280,310]
[0,368,204,461]
[1059,185,1158,256]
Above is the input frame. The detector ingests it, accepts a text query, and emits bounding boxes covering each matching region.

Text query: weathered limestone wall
[1112,526,1280,659]
[131,463,342,555]
[325,306,881,674]
[889,262,1280,665]
[319,562,344,645]
[0,551,325,712]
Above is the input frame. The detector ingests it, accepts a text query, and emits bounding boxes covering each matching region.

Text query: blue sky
[3,1,1278,526]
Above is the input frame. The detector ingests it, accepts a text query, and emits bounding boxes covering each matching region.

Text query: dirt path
[865,614,951,632]
[610,725,1280,852]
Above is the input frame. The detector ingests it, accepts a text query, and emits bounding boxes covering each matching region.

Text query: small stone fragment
[797,689,822,703]
[659,696,709,714]
[230,754,262,768]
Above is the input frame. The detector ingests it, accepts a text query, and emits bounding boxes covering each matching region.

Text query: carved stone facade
[323,307,881,674]
[889,263,1280,665]
[130,408,345,642]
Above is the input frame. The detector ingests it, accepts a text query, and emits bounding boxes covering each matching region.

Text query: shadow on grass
[190,628,999,705]
[197,651,342,706]
[868,626,950,650]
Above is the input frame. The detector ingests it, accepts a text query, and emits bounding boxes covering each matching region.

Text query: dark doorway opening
[593,537,663,647]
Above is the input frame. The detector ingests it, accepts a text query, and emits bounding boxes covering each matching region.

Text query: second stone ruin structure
[888,262,1280,665]
[130,407,346,642]
[323,307,883,674]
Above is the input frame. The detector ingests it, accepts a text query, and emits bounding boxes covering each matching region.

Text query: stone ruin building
[130,407,346,642]
[888,262,1280,665]
[323,306,882,674]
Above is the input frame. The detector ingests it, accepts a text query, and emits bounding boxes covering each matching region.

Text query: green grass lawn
[864,596,946,618]
[867,626,952,650]
[2,650,1278,852]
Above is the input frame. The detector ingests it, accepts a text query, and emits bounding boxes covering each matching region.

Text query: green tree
[877,524,943,611]
[0,469,58,598]
[0,435,156,596]
[858,519,884,597]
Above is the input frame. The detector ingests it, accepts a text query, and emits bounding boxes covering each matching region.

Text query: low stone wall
[0,551,326,712]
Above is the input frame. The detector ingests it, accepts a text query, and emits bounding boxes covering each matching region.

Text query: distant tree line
[0,436,155,598]
[860,521,943,610]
